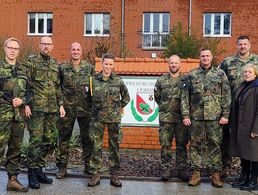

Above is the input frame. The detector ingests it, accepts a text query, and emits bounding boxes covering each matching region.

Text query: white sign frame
[121,76,159,127]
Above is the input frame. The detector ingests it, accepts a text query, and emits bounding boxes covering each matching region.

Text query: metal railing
[142,33,169,49]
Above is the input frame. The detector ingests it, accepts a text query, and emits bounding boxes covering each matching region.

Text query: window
[142,13,170,49]
[203,13,231,37]
[28,13,53,35]
[84,13,110,36]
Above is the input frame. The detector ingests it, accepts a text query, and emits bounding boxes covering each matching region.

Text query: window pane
[47,13,52,19]
[29,14,35,33]
[162,13,169,33]
[38,18,44,33]
[103,14,110,34]
[86,14,92,34]
[204,14,211,35]
[161,34,169,47]
[47,18,52,33]
[47,14,53,34]
[224,14,230,35]
[153,13,159,33]
[143,34,151,47]
[214,14,221,35]
[144,13,150,33]
[152,34,160,47]
[94,14,102,34]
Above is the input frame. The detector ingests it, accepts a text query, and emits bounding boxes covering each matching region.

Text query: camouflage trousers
[189,120,223,172]
[0,121,25,176]
[159,122,189,170]
[56,115,91,169]
[89,122,121,174]
[27,111,58,168]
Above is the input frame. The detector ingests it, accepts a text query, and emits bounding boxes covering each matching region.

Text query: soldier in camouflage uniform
[181,48,231,187]
[220,35,258,184]
[88,53,130,187]
[0,38,29,192]
[25,37,66,189]
[56,42,95,178]
[154,55,189,181]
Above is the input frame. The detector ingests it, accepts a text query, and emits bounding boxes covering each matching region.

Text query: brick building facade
[0,1,257,149]
[1,0,258,62]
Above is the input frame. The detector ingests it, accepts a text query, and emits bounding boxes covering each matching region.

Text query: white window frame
[142,12,170,49]
[203,13,232,37]
[84,13,110,37]
[27,13,53,36]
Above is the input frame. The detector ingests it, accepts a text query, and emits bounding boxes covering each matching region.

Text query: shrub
[163,23,225,65]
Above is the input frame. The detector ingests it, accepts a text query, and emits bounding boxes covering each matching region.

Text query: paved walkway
[0,170,257,195]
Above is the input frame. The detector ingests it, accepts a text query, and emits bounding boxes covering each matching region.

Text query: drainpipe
[188,0,192,35]
[121,0,125,58]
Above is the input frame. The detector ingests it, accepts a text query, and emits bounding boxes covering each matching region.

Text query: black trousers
[241,158,258,177]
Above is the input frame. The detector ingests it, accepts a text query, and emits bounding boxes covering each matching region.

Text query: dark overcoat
[229,79,258,161]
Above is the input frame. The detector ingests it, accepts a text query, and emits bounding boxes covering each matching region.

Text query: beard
[169,68,179,74]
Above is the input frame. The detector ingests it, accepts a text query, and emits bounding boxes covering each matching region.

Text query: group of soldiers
[0,36,130,192]
[0,34,256,192]
[154,35,258,188]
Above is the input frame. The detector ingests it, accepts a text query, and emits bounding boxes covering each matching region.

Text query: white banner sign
[121,76,159,126]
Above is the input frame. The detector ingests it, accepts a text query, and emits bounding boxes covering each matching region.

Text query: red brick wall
[0,0,189,61]
[1,1,258,62]
[191,0,258,62]
[124,0,189,58]
[103,126,180,150]
[103,126,165,150]
[0,0,122,61]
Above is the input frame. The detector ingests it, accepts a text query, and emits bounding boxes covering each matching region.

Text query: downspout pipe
[188,0,192,35]
[121,0,125,57]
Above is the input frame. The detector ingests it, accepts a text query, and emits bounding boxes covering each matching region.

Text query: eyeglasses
[6,46,20,51]
[40,42,53,46]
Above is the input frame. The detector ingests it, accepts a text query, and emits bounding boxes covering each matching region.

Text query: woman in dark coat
[229,64,258,191]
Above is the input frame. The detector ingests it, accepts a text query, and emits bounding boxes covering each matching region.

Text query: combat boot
[56,167,67,179]
[220,167,229,178]
[28,168,40,189]
[161,168,171,181]
[84,164,92,175]
[36,168,53,184]
[7,175,29,192]
[110,174,122,187]
[211,172,223,188]
[88,173,100,187]
[177,169,189,182]
[188,170,201,186]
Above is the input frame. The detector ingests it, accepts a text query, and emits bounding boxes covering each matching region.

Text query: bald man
[154,55,189,181]
[25,36,65,189]
[56,42,95,179]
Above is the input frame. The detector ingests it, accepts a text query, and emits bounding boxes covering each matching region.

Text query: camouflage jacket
[91,72,130,123]
[220,53,258,93]
[181,66,231,121]
[0,59,27,121]
[154,73,187,122]
[26,53,63,113]
[59,60,95,117]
